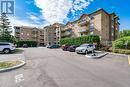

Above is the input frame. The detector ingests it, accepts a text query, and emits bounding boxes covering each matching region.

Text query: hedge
[112,36,130,49]
[59,35,100,45]
[16,41,38,47]
[112,49,130,55]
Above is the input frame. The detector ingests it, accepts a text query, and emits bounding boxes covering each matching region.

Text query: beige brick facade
[14,9,119,46]
[60,9,120,45]
[44,23,64,45]
[14,26,44,46]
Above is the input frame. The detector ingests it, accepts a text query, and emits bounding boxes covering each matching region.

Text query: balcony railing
[78,21,89,26]
[61,28,72,32]
[77,28,88,33]
[61,31,71,37]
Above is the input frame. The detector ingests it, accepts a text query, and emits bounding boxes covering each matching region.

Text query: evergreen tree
[0,13,14,42]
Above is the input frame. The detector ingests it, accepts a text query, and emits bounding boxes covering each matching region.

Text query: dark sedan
[67,45,79,52]
[61,44,71,51]
[47,44,59,49]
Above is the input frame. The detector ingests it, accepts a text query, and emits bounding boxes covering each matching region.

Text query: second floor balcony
[77,28,89,33]
[61,31,72,37]
[61,28,72,32]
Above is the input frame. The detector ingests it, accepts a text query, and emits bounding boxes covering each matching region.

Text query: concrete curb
[85,52,108,59]
[128,55,130,66]
[107,52,128,56]
[0,60,26,73]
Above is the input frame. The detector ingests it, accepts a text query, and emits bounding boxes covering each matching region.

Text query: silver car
[75,44,95,54]
[0,42,15,54]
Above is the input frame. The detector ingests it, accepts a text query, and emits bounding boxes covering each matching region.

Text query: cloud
[26,13,42,24]
[34,0,94,24]
[8,16,41,27]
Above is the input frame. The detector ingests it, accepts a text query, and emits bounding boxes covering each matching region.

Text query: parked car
[46,44,50,48]
[47,44,59,49]
[75,44,95,54]
[23,44,28,48]
[61,44,71,51]
[0,42,15,54]
[67,45,79,52]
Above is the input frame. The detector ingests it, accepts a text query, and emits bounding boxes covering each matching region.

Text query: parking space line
[128,55,130,66]
[15,74,24,83]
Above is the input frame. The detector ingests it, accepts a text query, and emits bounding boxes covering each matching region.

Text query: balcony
[61,31,72,37]
[61,28,72,32]
[78,21,89,26]
[77,28,88,33]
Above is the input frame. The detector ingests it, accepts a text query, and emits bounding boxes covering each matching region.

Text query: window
[15,27,20,33]
[90,16,94,20]
[0,43,9,46]
[81,33,83,36]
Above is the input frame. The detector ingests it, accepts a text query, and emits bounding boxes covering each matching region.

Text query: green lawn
[0,61,22,69]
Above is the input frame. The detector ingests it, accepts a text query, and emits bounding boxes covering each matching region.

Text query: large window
[15,27,20,33]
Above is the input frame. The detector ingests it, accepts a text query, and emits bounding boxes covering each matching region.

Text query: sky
[8,0,130,30]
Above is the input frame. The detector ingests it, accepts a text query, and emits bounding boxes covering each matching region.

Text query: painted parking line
[128,55,130,66]
[15,74,24,83]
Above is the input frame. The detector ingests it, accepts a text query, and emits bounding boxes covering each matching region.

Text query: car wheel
[3,49,10,54]
[76,52,79,54]
[85,50,88,54]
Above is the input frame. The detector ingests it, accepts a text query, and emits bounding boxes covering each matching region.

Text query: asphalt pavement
[0,47,130,87]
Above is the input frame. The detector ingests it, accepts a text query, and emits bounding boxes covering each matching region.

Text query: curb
[128,55,130,66]
[85,52,108,59]
[0,60,26,73]
[106,52,128,56]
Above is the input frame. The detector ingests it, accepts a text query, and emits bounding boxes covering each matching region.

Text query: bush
[59,35,100,46]
[112,36,130,49]
[119,30,130,38]
[112,49,130,55]
[16,41,37,47]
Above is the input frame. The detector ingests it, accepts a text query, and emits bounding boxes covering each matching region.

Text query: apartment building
[61,9,120,45]
[19,9,119,46]
[44,23,64,45]
[14,26,44,46]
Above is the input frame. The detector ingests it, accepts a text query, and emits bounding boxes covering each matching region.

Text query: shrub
[119,30,130,38]
[16,41,37,47]
[112,36,130,49]
[59,35,100,46]
[112,49,130,55]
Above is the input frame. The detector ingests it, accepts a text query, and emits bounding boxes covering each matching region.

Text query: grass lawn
[0,61,22,69]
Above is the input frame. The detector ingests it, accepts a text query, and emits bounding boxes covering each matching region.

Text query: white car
[75,44,95,54]
[0,42,15,54]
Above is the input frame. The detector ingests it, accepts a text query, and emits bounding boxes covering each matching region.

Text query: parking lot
[0,47,130,87]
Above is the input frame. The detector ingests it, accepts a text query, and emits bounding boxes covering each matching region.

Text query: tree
[119,30,130,38]
[0,13,14,42]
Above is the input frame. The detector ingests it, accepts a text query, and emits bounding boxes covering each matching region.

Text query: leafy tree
[119,30,130,38]
[0,13,14,42]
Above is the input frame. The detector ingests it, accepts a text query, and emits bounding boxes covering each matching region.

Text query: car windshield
[80,44,88,47]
